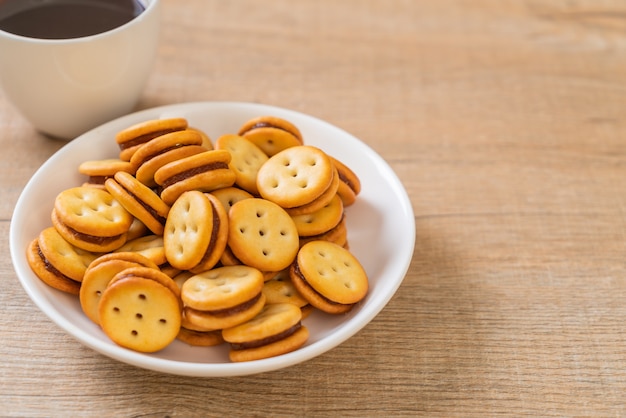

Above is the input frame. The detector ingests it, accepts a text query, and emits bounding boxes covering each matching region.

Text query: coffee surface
[0,0,145,39]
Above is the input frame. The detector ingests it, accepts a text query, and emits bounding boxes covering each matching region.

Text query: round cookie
[114,234,167,266]
[222,303,309,362]
[210,187,254,213]
[154,149,236,205]
[263,270,309,309]
[329,156,361,207]
[105,171,171,236]
[283,165,339,216]
[115,117,188,162]
[228,198,299,272]
[256,145,334,209]
[129,129,207,188]
[181,266,266,331]
[163,191,229,272]
[37,226,98,282]
[78,158,135,188]
[299,216,348,248]
[177,327,224,347]
[215,133,268,195]
[108,265,182,309]
[26,238,82,295]
[238,116,303,156]
[80,252,158,324]
[98,275,181,353]
[290,194,343,237]
[290,240,368,314]
[52,186,133,253]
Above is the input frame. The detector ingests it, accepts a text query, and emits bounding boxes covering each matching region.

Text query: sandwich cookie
[26,227,99,295]
[299,215,348,248]
[129,129,207,188]
[163,191,229,273]
[51,186,133,253]
[78,158,135,189]
[222,303,309,362]
[290,240,368,314]
[228,198,300,272]
[154,149,236,205]
[105,171,171,236]
[115,117,188,162]
[256,145,335,209]
[181,266,266,331]
[238,116,303,157]
[330,156,361,207]
[210,186,254,214]
[98,267,182,353]
[290,194,343,237]
[215,134,268,195]
[283,165,339,216]
[115,234,167,267]
[80,252,159,324]
[263,270,312,318]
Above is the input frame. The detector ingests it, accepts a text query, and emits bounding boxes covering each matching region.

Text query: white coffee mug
[0,0,160,140]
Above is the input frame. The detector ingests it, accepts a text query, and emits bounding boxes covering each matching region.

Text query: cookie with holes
[154,149,236,205]
[238,116,303,157]
[98,269,182,353]
[163,190,229,272]
[26,227,99,295]
[80,252,159,324]
[215,133,268,195]
[115,117,188,162]
[210,186,254,214]
[180,265,266,331]
[78,158,135,189]
[105,171,171,236]
[263,270,313,318]
[256,145,335,209]
[51,186,133,253]
[290,194,344,237]
[228,198,299,272]
[130,129,208,188]
[290,240,368,314]
[222,303,309,362]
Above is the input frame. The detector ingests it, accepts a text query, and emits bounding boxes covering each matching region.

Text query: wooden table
[2,0,626,415]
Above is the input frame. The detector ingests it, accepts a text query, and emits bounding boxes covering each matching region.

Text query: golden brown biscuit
[154,150,236,205]
[210,186,254,213]
[115,117,188,162]
[99,276,181,352]
[78,158,135,188]
[238,116,303,156]
[256,145,334,209]
[222,303,309,362]
[228,198,299,272]
[289,240,368,314]
[80,252,158,324]
[37,226,98,282]
[105,171,171,236]
[26,238,82,295]
[215,134,268,195]
[290,194,343,237]
[51,186,133,253]
[163,191,229,272]
[329,156,361,206]
[129,129,207,188]
[181,266,266,331]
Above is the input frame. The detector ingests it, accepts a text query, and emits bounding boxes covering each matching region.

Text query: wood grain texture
[2,0,626,416]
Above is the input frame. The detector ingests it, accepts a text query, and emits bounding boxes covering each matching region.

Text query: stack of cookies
[26,115,367,362]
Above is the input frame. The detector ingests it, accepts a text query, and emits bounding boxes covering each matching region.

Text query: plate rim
[10,101,415,377]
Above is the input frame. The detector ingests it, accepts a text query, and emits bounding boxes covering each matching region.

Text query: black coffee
[0,0,145,39]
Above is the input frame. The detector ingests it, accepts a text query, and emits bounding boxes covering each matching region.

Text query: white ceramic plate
[10,102,415,377]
